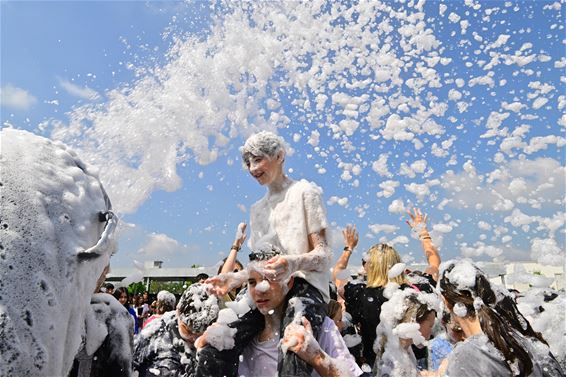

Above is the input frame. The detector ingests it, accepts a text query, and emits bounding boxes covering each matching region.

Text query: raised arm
[332,225,359,299]
[406,208,440,282]
[220,222,246,275]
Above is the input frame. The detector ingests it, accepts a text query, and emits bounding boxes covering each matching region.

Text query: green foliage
[127,281,146,295]
[149,280,192,295]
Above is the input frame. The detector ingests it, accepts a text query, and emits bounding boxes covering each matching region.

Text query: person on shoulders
[199,131,332,377]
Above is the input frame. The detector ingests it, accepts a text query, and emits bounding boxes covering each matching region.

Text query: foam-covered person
[373,289,438,377]
[69,265,134,377]
[133,283,221,377]
[199,248,362,377]
[433,260,564,377]
[0,129,120,377]
[143,290,177,329]
[199,131,332,377]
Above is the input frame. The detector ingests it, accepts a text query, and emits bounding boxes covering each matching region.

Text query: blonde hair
[366,243,408,288]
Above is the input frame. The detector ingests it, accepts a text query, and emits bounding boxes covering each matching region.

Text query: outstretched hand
[205,275,236,296]
[342,225,359,250]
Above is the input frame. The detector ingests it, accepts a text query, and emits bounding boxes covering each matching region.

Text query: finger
[301,316,312,333]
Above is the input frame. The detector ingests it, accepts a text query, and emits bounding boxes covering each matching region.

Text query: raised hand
[233,222,247,250]
[406,207,428,230]
[342,225,359,250]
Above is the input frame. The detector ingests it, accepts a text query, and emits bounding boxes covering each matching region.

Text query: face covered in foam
[0,129,117,377]
[247,248,293,315]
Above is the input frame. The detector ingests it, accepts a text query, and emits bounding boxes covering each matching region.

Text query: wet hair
[375,290,437,358]
[366,243,408,288]
[240,131,286,166]
[326,299,342,319]
[248,243,282,263]
[440,261,547,376]
[156,290,176,314]
[177,283,220,334]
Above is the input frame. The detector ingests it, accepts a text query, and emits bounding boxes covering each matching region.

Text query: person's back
[69,293,134,377]
[134,312,192,377]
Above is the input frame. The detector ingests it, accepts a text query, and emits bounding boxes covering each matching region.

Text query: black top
[344,273,436,367]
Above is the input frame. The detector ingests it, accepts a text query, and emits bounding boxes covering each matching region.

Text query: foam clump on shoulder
[0,129,114,377]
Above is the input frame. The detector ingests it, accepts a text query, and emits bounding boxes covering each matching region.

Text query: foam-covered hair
[177,283,220,333]
[240,131,287,165]
[0,129,117,377]
[157,290,177,309]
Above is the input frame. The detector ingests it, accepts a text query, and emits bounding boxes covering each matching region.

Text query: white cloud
[369,223,399,234]
[58,78,100,100]
[0,84,37,110]
[138,233,189,256]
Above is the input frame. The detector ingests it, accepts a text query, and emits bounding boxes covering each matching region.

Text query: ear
[287,276,294,290]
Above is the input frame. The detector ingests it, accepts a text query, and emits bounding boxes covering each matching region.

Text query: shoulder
[292,179,324,196]
[344,281,366,299]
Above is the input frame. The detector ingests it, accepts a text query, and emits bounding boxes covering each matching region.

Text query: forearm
[289,243,332,273]
[220,247,239,275]
[333,249,353,279]
[418,228,440,279]
[311,351,354,377]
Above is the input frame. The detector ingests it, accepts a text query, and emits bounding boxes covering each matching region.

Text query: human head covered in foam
[0,129,118,377]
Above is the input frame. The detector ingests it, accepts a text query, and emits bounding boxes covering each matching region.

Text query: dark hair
[113,287,130,308]
[249,244,281,262]
[177,283,220,333]
[196,273,209,281]
[103,282,114,290]
[440,262,546,375]
[217,258,244,275]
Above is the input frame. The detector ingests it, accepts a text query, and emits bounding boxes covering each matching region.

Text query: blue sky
[2,1,564,271]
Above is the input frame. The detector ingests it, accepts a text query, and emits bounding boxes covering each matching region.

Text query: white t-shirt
[238,317,363,377]
[249,179,330,302]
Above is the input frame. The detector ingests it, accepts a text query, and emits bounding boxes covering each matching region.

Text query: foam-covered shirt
[249,179,330,302]
[238,317,363,377]
[446,333,563,377]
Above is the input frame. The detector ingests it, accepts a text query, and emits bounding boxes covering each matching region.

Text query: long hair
[366,243,408,288]
[440,261,547,376]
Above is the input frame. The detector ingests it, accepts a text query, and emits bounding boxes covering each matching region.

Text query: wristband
[231,244,241,252]
[343,246,352,252]
[420,236,432,240]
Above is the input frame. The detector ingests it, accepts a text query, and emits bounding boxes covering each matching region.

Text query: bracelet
[343,246,352,252]
[420,236,432,240]
[231,244,241,252]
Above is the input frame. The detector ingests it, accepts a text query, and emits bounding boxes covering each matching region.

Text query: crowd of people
[2,129,564,377]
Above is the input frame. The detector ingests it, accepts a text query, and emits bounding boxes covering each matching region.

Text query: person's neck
[267,174,291,194]
[457,317,482,338]
[259,306,284,342]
